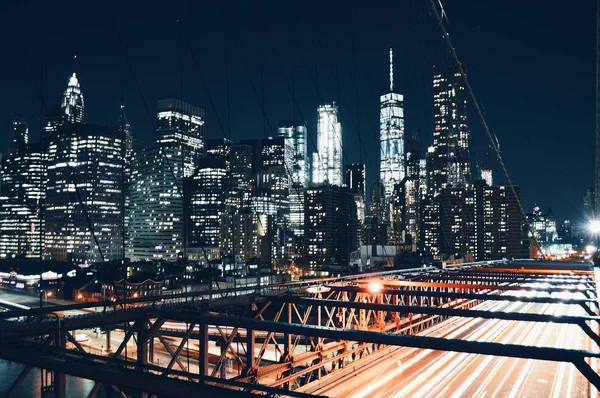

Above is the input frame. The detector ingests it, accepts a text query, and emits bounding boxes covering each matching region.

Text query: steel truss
[0,262,599,396]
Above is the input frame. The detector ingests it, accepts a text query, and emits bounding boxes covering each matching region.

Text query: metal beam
[277,296,600,325]
[158,312,600,362]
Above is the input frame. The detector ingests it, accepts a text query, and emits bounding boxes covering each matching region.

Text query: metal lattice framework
[0,260,599,397]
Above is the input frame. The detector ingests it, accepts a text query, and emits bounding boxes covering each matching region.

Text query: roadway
[299,292,596,398]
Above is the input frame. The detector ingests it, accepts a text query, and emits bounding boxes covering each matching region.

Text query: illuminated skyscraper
[312,103,342,186]
[156,99,204,179]
[189,157,228,249]
[428,66,471,196]
[127,147,183,262]
[45,124,123,264]
[304,185,358,273]
[481,169,493,186]
[61,73,84,124]
[278,121,309,187]
[0,117,44,258]
[380,48,405,199]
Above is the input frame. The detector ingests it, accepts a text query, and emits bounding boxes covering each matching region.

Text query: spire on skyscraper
[389,48,394,92]
[61,72,84,124]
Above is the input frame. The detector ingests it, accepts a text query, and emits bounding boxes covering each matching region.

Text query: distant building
[481,169,493,186]
[312,103,343,186]
[427,66,471,196]
[584,187,595,220]
[380,48,405,200]
[304,185,358,273]
[61,73,84,124]
[436,181,524,261]
[0,116,45,258]
[345,163,366,226]
[156,99,204,179]
[189,157,228,250]
[45,123,123,264]
[527,205,557,243]
[278,120,309,188]
[258,137,292,261]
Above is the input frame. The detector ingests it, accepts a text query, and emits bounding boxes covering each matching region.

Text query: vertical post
[199,323,208,381]
[148,335,154,364]
[219,336,227,379]
[55,331,66,398]
[247,328,255,372]
[106,329,112,354]
[136,322,147,371]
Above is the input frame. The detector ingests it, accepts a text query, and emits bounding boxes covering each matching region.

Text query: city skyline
[0,1,595,224]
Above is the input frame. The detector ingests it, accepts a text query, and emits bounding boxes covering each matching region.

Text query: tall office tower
[188,157,227,250]
[398,131,421,248]
[278,121,309,187]
[0,117,45,258]
[9,116,28,148]
[380,48,405,199]
[45,123,123,264]
[345,163,366,198]
[419,158,428,199]
[116,110,134,257]
[257,137,292,260]
[428,66,471,196]
[481,169,493,186]
[312,103,342,186]
[435,182,523,261]
[61,73,85,124]
[345,163,366,240]
[527,205,558,243]
[405,131,420,179]
[401,178,420,248]
[128,147,183,262]
[438,183,480,260]
[483,185,524,259]
[156,99,204,179]
[304,185,358,274]
[584,187,595,220]
[279,121,309,242]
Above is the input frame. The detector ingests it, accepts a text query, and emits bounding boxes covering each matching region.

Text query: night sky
[0,0,595,223]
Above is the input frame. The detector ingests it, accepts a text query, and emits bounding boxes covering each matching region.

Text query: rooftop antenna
[389,47,394,92]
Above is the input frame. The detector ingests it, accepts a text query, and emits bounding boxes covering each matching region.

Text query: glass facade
[380,48,405,200]
[156,99,204,179]
[0,117,44,258]
[128,147,183,261]
[428,66,471,196]
[312,103,343,186]
[45,123,123,264]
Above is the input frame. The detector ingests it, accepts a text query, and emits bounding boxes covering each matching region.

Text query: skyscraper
[0,117,44,258]
[380,48,405,199]
[128,99,203,261]
[127,146,183,262]
[481,169,493,186]
[345,163,366,227]
[428,66,471,196]
[345,163,366,198]
[61,73,84,124]
[45,123,123,263]
[278,121,309,187]
[312,103,342,186]
[304,185,358,273]
[156,99,204,179]
[189,157,228,249]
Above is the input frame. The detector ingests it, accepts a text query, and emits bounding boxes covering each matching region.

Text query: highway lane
[304,295,595,398]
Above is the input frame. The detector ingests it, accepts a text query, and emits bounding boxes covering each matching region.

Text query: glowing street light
[367,282,382,294]
[589,220,600,234]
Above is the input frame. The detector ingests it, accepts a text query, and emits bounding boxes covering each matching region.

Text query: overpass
[0,260,598,397]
